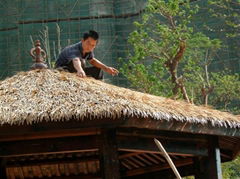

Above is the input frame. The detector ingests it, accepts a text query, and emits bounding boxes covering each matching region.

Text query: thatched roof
[0,69,239,128]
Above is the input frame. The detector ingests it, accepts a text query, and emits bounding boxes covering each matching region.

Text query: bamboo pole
[154,138,182,179]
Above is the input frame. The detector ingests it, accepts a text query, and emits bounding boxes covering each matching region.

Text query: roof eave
[121,117,240,137]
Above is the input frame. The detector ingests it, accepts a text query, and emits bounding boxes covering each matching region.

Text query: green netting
[191,0,240,73]
[0,0,146,85]
[0,0,239,85]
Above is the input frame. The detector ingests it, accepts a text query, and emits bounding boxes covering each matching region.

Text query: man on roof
[55,30,119,79]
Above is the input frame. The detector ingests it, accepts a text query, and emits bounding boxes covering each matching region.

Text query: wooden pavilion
[0,69,239,179]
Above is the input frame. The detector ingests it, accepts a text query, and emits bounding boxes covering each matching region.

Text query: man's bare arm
[89,58,119,76]
[72,58,86,77]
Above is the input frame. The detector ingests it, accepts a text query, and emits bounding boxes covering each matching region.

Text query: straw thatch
[0,69,239,128]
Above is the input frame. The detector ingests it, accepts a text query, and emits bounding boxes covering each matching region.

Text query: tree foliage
[208,0,240,38]
[120,0,240,113]
[222,156,240,179]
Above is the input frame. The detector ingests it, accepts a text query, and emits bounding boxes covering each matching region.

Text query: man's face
[82,37,97,53]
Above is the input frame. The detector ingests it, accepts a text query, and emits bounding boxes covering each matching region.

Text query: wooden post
[194,136,222,179]
[99,128,120,179]
[208,136,222,179]
[193,157,208,179]
[0,158,7,179]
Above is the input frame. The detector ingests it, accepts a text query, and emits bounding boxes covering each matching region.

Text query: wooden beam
[122,158,193,177]
[6,155,99,168]
[208,136,222,179]
[0,136,98,157]
[124,164,194,179]
[121,118,240,137]
[117,136,208,156]
[0,128,100,142]
[99,129,120,179]
[0,119,124,141]
[117,127,208,143]
[0,132,207,158]
[36,174,101,179]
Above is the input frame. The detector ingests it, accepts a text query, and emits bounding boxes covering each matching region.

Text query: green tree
[222,156,240,179]
[122,0,215,102]
[206,0,240,114]
[120,0,240,113]
[208,0,240,38]
[121,0,206,102]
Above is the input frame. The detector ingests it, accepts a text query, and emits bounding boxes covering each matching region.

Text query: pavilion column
[99,128,120,179]
[0,158,7,179]
[208,136,222,179]
[193,157,208,179]
[194,136,222,179]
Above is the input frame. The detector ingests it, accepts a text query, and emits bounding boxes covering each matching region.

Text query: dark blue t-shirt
[55,42,94,67]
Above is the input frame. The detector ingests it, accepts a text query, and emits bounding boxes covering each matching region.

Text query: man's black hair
[83,30,99,40]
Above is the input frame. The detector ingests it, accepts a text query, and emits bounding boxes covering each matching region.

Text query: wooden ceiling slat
[90,161,97,174]
[13,167,20,179]
[78,162,84,174]
[27,166,34,178]
[22,166,28,178]
[123,158,193,177]
[6,155,98,167]
[121,161,132,170]
[123,158,139,169]
[70,163,79,175]
[141,153,159,164]
[31,166,41,178]
[42,165,52,177]
[7,168,14,179]
[51,164,58,177]
[93,161,99,174]
[82,162,88,175]
[54,164,61,177]
[134,155,152,166]
[148,153,166,163]
[64,163,70,176]
[35,165,43,178]
[18,167,25,179]
[128,156,146,167]
[119,152,142,159]
[87,161,96,174]
[76,163,81,174]
[49,165,55,177]
[40,165,47,177]
[58,163,65,176]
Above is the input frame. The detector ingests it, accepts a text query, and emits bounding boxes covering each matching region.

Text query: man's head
[81,30,99,53]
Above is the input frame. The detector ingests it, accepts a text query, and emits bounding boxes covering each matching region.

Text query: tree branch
[165,41,189,102]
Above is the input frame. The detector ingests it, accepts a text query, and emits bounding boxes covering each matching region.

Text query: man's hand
[89,58,119,76]
[76,69,86,78]
[72,58,86,78]
[104,67,119,76]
